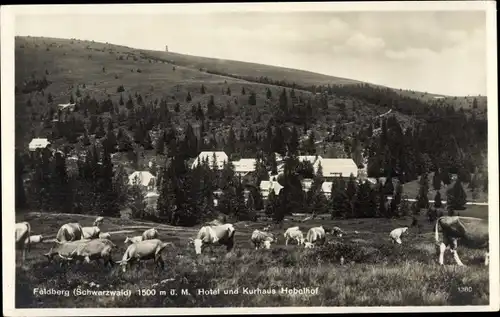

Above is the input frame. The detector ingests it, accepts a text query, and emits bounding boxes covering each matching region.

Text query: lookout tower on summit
[165,45,169,52]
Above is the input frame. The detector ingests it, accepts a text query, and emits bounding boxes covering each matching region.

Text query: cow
[55,223,84,243]
[189,223,236,255]
[26,234,44,244]
[434,216,489,266]
[124,236,143,244]
[117,239,173,272]
[305,226,327,247]
[330,226,345,237]
[99,232,111,240]
[251,229,274,249]
[82,226,101,240]
[284,226,305,246]
[15,222,31,264]
[389,227,408,244]
[93,216,104,227]
[67,239,117,267]
[44,239,91,266]
[142,228,159,240]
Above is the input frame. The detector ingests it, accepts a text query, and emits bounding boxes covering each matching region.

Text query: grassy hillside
[15,35,436,158]
[15,209,489,307]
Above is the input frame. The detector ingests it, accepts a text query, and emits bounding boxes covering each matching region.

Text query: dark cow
[434,216,489,266]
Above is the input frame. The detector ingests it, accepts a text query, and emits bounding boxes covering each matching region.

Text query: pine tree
[201,84,206,94]
[384,176,394,196]
[266,88,272,99]
[241,87,246,95]
[119,94,124,105]
[265,189,277,217]
[432,170,442,191]
[248,92,257,106]
[95,117,106,139]
[186,92,192,102]
[434,191,442,208]
[447,178,467,210]
[331,177,350,219]
[416,172,429,209]
[226,87,231,96]
[288,126,299,156]
[346,174,357,202]
[143,130,153,150]
[390,181,403,216]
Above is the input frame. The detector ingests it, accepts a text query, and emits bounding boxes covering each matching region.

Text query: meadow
[15,206,490,308]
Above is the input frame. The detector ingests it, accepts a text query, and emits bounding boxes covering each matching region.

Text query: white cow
[93,216,104,227]
[16,222,31,264]
[435,216,489,266]
[82,226,101,239]
[251,229,275,249]
[26,234,44,244]
[99,232,111,239]
[124,236,143,244]
[305,226,327,247]
[189,223,236,255]
[67,239,117,267]
[389,227,409,244]
[117,239,172,272]
[284,226,305,246]
[142,228,159,240]
[55,223,84,243]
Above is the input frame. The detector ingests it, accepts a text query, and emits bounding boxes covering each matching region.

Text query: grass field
[14,206,490,308]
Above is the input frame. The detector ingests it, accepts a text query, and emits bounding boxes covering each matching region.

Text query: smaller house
[322,182,333,198]
[191,151,229,170]
[28,138,51,151]
[128,171,156,190]
[260,180,283,199]
[232,158,256,177]
[301,178,313,193]
[58,103,76,111]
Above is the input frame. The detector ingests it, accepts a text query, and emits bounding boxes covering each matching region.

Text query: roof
[315,158,358,178]
[128,171,156,187]
[28,138,50,150]
[145,191,159,198]
[191,151,228,169]
[260,180,283,195]
[58,103,75,109]
[232,158,256,174]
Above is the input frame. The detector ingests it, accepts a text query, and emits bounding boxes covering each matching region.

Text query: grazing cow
[45,239,91,265]
[55,223,84,243]
[93,216,104,227]
[284,227,305,246]
[82,226,101,239]
[15,222,31,264]
[305,226,327,247]
[435,216,489,266]
[68,239,117,267]
[142,228,159,240]
[189,223,236,255]
[389,227,408,244]
[331,226,345,237]
[251,229,274,249]
[117,239,172,272]
[26,234,44,244]
[124,236,143,244]
[99,232,111,239]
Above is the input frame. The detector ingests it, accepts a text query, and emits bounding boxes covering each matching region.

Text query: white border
[1,1,498,315]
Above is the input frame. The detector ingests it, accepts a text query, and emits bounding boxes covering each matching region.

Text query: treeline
[16,77,51,95]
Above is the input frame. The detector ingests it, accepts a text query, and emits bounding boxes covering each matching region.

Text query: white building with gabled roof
[315,158,358,179]
[232,158,256,177]
[191,151,229,170]
[260,180,283,199]
[128,171,156,190]
[28,138,51,151]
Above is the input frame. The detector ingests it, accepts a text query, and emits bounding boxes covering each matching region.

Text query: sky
[15,9,488,96]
